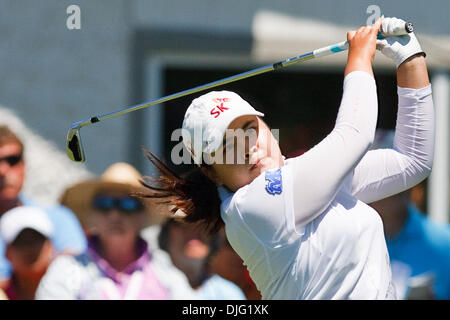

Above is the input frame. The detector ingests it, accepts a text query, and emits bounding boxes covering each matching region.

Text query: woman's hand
[376,17,425,69]
[345,18,383,77]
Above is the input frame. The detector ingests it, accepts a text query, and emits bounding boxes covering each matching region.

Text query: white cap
[182,91,264,165]
[0,206,53,244]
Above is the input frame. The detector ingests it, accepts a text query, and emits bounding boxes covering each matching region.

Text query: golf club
[66,21,413,162]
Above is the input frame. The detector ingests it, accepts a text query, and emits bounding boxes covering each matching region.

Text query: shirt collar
[217,185,233,202]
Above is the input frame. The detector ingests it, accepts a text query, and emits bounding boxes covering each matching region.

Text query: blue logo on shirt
[265,168,282,195]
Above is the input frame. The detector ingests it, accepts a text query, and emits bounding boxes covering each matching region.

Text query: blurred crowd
[0,124,260,300]
[0,123,449,300]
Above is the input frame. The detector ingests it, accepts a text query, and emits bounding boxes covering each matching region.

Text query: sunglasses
[92,195,144,214]
[0,153,23,167]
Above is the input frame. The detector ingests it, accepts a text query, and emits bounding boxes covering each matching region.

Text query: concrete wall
[0,0,132,175]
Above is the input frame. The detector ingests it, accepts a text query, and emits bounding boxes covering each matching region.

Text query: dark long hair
[136,149,224,235]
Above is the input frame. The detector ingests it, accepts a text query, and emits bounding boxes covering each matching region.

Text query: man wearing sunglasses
[35,162,196,300]
[0,126,87,290]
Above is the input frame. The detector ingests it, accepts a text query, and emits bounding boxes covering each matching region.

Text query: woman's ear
[201,166,222,186]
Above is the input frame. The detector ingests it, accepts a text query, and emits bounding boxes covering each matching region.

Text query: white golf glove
[376,17,426,68]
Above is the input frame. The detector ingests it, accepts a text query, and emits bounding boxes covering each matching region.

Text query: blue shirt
[0,194,87,279]
[387,204,450,300]
[196,274,246,300]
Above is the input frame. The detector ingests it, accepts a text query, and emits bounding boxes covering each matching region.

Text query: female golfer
[140,17,434,299]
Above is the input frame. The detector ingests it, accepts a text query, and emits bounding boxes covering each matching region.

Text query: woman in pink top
[35,162,196,300]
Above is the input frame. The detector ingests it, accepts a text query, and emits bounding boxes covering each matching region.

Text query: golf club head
[66,122,86,162]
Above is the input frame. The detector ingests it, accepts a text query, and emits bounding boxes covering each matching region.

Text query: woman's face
[88,189,147,245]
[206,115,283,192]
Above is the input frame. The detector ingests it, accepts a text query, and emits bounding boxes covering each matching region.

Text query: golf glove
[376,17,426,68]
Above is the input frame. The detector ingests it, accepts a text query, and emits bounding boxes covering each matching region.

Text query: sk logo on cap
[210,98,231,118]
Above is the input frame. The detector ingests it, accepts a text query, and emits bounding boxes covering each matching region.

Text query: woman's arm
[397,54,429,88]
[288,21,382,227]
[344,22,379,77]
[351,55,434,203]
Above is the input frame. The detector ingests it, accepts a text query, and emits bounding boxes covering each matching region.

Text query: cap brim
[205,110,264,154]
[6,225,51,244]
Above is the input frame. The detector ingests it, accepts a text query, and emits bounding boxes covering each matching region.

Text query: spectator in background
[368,129,450,299]
[370,189,450,300]
[36,162,196,300]
[0,206,56,300]
[0,125,86,288]
[146,218,246,299]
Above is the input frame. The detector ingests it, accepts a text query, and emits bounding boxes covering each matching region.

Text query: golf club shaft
[65,40,349,162]
[66,21,413,162]
[74,40,348,130]
[74,20,414,128]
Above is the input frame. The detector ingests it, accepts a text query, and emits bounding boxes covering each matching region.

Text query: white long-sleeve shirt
[219,71,434,300]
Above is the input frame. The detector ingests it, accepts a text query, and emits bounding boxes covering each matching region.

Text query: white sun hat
[182,91,264,165]
[0,206,53,244]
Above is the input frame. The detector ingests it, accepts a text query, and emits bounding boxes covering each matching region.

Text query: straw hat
[60,162,147,224]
